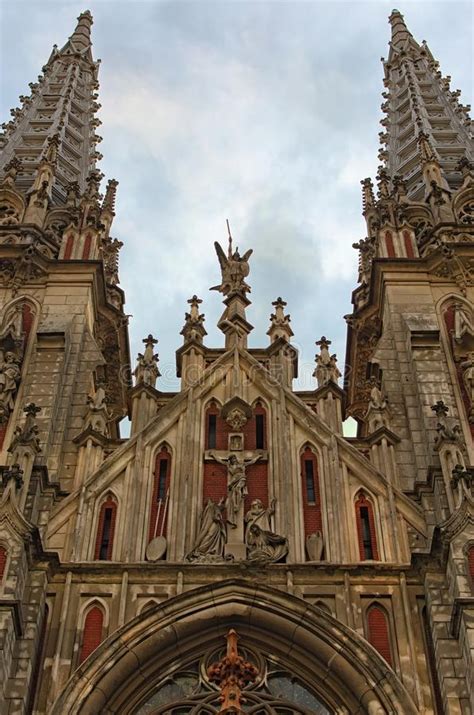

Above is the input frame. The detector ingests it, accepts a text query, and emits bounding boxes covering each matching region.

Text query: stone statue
[313,336,341,387]
[9,402,41,454]
[365,376,390,432]
[186,498,227,563]
[0,350,21,422]
[84,383,111,434]
[454,303,474,345]
[209,452,261,527]
[244,498,289,563]
[210,236,253,297]
[134,334,160,388]
[0,303,24,342]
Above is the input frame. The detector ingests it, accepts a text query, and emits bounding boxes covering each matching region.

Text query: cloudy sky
[1,0,473,422]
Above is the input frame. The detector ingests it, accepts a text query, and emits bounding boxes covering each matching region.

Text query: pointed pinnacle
[102,179,118,212]
[389,9,414,48]
[70,10,93,51]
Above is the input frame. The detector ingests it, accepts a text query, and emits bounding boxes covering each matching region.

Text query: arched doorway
[51,579,418,714]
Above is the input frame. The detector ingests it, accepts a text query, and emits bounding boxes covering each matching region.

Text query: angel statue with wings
[210,223,253,297]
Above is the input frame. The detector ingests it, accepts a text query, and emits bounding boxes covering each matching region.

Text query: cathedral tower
[0,9,472,715]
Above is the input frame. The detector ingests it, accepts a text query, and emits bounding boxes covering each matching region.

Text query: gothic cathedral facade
[0,8,473,715]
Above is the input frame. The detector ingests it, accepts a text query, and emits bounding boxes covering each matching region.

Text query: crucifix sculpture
[207,629,259,713]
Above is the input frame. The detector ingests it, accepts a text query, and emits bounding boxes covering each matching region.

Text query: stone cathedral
[0,7,472,715]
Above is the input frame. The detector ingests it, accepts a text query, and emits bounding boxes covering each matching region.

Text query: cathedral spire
[388,9,415,48]
[378,10,472,200]
[67,10,94,53]
[0,10,101,204]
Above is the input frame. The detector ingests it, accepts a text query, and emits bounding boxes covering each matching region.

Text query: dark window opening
[305,459,316,503]
[360,506,373,560]
[158,459,168,501]
[99,508,113,560]
[256,414,265,449]
[208,414,217,449]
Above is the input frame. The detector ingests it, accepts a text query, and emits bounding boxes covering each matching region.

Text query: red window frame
[79,606,104,663]
[355,492,379,560]
[94,496,117,560]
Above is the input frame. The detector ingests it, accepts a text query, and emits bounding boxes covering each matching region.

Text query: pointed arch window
[63,234,74,259]
[94,495,117,560]
[300,446,323,542]
[355,492,379,560]
[205,402,220,450]
[148,447,171,542]
[82,233,92,259]
[384,230,396,257]
[255,402,266,450]
[79,605,104,663]
[366,604,393,666]
[0,545,7,582]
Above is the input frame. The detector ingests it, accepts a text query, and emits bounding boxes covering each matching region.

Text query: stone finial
[267,297,294,342]
[181,295,207,343]
[450,465,474,496]
[101,236,123,286]
[352,237,375,285]
[389,9,414,48]
[102,179,118,213]
[134,334,160,388]
[431,401,462,447]
[70,10,94,52]
[2,464,24,490]
[66,181,80,207]
[2,157,22,186]
[376,167,391,200]
[85,169,103,201]
[392,174,408,201]
[42,133,60,165]
[207,630,259,709]
[417,131,437,164]
[313,336,342,387]
[456,156,474,180]
[360,178,375,212]
[8,403,41,454]
[431,400,449,418]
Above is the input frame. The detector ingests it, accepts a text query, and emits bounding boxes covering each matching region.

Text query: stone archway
[51,579,418,715]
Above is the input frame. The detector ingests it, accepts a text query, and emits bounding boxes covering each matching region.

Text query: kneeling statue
[244,499,288,563]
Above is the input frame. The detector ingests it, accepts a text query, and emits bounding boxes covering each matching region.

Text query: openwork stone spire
[0,9,102,204]
[380,10,472,199]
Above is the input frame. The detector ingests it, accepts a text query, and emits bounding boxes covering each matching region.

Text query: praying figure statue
[186,498,227,563]
[244,498,288,563]
[209,452,262,527]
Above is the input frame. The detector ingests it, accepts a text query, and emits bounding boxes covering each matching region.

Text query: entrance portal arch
[51,579,418,714]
